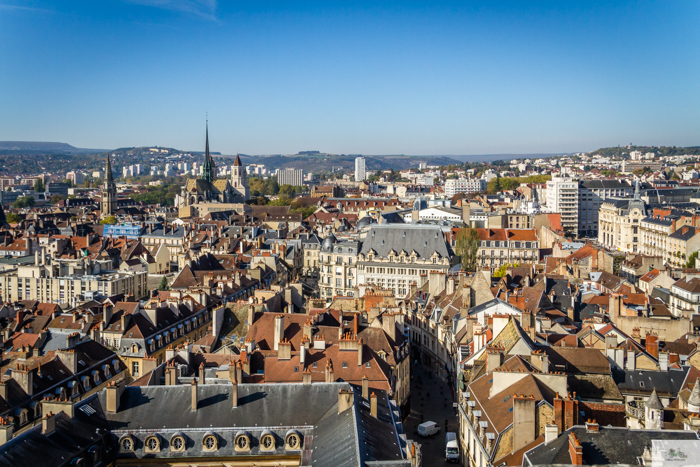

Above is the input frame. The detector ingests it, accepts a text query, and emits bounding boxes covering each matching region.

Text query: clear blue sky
[1,1,698,156]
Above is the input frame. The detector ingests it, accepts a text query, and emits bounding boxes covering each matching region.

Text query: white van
[445,432,459,462]
[417,421,440,437]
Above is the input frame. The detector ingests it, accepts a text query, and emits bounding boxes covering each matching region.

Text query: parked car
[445,431,459,462]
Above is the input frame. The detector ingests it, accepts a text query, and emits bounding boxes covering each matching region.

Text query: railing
[626,400,645,419]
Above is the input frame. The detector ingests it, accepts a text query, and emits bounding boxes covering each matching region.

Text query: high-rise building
[546,176,579,233]
[277,168,304,187]
[355,157,366,181]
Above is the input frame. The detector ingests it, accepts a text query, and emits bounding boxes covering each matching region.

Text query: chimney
[568,433,583,465]
[512,395,536,452]
[303,320,313,341]
[247,305,255,326]
[544,423,559,445]
[278,339,292,360]
[166,365,178,385]
[273,315,284,351]
[362,375,369,399]
[0,418,13,446]
[382,313,396,342]
[338,388,354,414]
[191,379,198,411]
[325,360,334,383]
[659,351,669,371]
[300,343,306,366]
[103,304,113,327]
[231,379,238,408]
[585,419,599,432]
[106,380,125,413]
[11,364,33,396]
[486,349,504,373]
[302,368,312,384]
[646,332,659,359]
[446,276,455,296]
[370,392,378,418]
[627,350,636,370]
[199,362,206,384]
[42,412,56,435]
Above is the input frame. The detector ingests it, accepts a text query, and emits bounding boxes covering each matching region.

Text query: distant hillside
[588,145,700,158]
[219,153,462,172]
[0,141,107,154]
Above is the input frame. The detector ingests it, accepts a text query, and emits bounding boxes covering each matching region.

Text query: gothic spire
[202,120,216,184]
[105,153,114,185]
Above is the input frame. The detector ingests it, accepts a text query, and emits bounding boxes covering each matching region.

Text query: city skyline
[1,1,699,155]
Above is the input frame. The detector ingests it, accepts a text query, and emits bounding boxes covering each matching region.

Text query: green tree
[33,178,44,192]
[158,276,170,291]
[13,196,35,208]
[6,213,22,224]
[50,195,66,204]
[100,216,118,225]
[455,228,480,272]
[686,252,698,269]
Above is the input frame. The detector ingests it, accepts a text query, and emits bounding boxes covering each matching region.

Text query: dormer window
[203,434,218,452]
[120,436,134,452]
[170,435,186,452]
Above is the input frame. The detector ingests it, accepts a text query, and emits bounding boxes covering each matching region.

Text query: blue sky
[1,1,698,155]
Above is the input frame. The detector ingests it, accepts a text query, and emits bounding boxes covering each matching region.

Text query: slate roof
[612,367,688,397]
[359,224,452,259]
[523,426,698,466]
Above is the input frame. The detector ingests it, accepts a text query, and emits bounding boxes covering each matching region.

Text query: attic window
[503,395,511,402]
[640,381,645,388]
[79,360,86,366]
[47,375,53,381]
[366,362,371,368]
[509,407,513,412]
[294,366,299,372]
[312,362,317,368]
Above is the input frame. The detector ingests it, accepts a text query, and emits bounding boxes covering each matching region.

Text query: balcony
[626,400,645,419]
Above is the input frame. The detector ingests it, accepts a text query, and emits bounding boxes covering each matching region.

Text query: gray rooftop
[360,224,452,259]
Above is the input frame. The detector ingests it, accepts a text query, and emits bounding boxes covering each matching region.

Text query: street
[405,362,461,466]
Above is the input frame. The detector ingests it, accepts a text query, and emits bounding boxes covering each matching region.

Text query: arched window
[170,435,186,452]
[202,434,218,452]
[285,431,302,451]
[260,433,276,451]
[120,436,134,452]
[145,435,160,453]
[234,433,250,452]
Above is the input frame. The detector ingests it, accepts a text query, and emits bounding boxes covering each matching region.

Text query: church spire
[202,119,216,184]
[105,153,114,185]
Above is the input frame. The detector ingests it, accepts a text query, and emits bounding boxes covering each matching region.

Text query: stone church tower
[101,153,117,218]
[230,154,250,201]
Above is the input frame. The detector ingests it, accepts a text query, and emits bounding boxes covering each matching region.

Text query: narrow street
[405,362,461,466]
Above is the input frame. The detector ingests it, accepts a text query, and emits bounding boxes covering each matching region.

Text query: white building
[277,168,304,187]
[444,178,487,197]
[546,176,579,233]
[355,157,367,182]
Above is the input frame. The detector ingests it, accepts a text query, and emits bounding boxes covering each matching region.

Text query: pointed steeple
[201,120,216,184]
[233,154,242,167]
[105,153,114,185]
[646,388,663,410]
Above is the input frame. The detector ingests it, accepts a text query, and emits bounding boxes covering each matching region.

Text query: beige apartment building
[598,197,646,253]
[0,255,147,305]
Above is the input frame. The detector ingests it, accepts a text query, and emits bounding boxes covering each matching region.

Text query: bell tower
[101,153,117,218]
[230,154,250,201]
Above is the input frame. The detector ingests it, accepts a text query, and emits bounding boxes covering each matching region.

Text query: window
[234,434,250,451]
[261,434,275,451]
[132,362,139,377]
[286,432,302,450]
[203,435,218,451]
[121,437,133,452]
[145,436,160,452]
[170,435,185,452]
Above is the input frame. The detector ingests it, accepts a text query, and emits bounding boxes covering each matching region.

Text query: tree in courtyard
[455,227,480,272]
[158,276,170,291]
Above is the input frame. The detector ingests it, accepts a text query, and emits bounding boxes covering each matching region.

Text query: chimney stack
[278,339,292,360]
[370,392,378,418]
[42,412,56,435]
[273,315,284,351]
[646,332,659,359]
[191,379,198,411]
[199,362,206,384]
[338,388,354,414]
[362,375,369,400]
[0,417,13,446]
[302,368,312,384]
[231,378,238,408]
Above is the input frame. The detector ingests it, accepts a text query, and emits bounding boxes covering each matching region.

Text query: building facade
[578,180,633,237]
[277,168,304,187]
[318,236,359,299]
[444,178,487,197]
[355,156,366,182]
[546,176,579,233]
[357,224,455,298]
